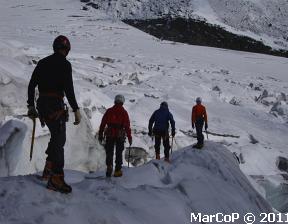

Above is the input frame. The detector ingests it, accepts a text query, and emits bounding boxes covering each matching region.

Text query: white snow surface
[87,0,288,50]
[0,119,27,177]
[0,143,273,224]
[0,0,287,214]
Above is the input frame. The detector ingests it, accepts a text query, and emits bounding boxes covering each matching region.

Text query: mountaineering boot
[114,169,123,177]
[156,153,160,160]
[47,174,72,194]
[194,143,203,149]
[106,165,113,177]
[193,143,203,149]
[197,143,204,149]
[164,157,170,163]
[42,161,53,181]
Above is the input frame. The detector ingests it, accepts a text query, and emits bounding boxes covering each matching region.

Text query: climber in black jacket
[27,35,81,194]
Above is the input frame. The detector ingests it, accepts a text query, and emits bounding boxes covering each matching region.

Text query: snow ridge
[0,142,273,224]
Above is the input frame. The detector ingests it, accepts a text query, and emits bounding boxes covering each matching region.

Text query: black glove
[98,134,103,143]
[27,106,38,119]
[192,123,195,129]
[74,109,81,125]
[205,123,208,130]
[172,129,175,137]
[148,131,152,137]
[128,137,132,146]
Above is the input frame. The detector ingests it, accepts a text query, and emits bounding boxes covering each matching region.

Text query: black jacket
[27,53,79,111]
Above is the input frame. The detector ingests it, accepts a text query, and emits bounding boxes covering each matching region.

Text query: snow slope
[85,0,288,49]
[0,0,287,212]
[0,143,273,224]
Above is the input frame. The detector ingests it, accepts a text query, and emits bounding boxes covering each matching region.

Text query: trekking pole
[170,137,174,155]
[206,130,209,140]
[30,118,36,161]
[127,146,131,168]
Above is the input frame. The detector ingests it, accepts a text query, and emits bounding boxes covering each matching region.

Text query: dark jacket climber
[98,94,132,178]
[148,102,175,162]
[27,35,81,194]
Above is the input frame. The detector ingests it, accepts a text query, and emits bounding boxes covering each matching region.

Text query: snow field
[0,0,287,213]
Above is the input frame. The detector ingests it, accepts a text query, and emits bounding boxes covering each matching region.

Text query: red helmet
[53,35,71,52]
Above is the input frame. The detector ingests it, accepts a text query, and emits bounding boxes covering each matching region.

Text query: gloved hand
[98,134,103,143]
[74,109,81,125]
[192,123,195,129]
[148,131,152,137]
[205,123,208,130]
[172,129,175,137]
[128,137,132,146]
[27,106,38,119]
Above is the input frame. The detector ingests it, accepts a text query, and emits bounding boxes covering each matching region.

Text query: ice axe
[206,129,209,140]
[30,118,36,161]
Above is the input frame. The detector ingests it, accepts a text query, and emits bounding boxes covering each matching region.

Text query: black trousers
[46,118,66,174]
[105,137,124,171]
[195,118,204,145]
[154,130,170,159]
[37,97,66,174]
